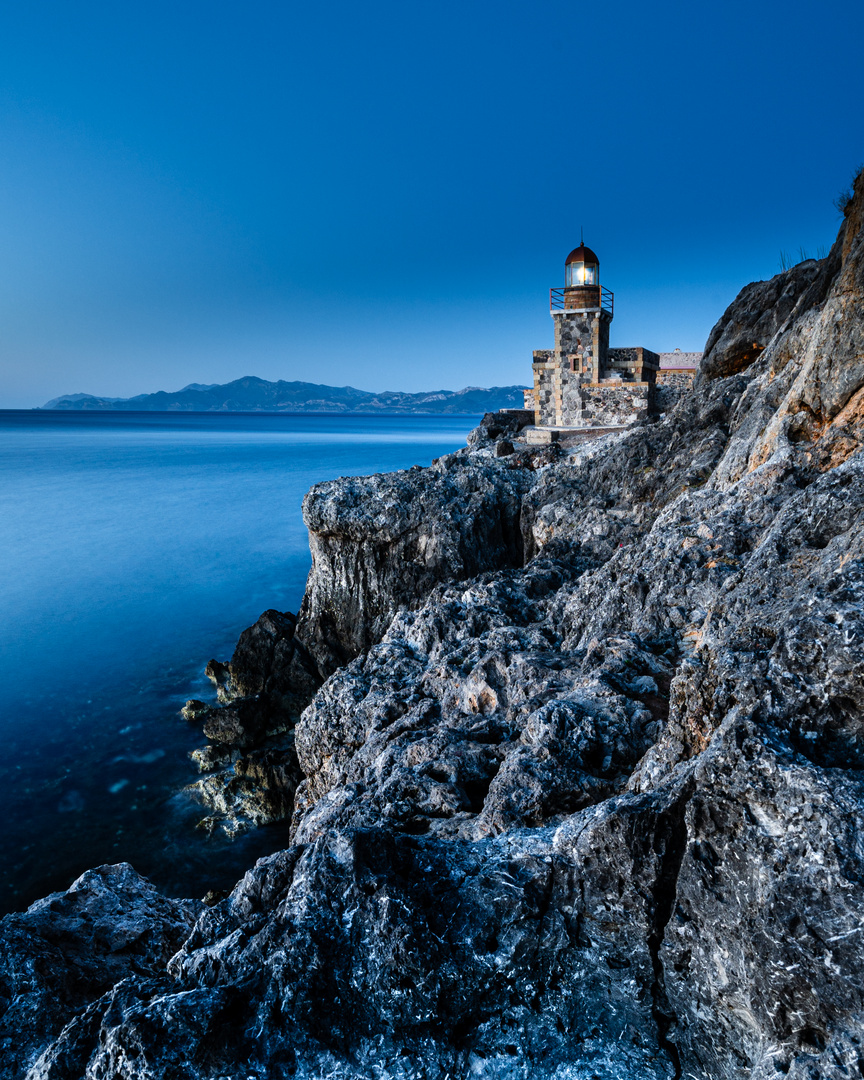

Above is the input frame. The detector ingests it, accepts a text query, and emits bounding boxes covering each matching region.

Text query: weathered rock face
[466,408,535,448]
[699,255,829,380]
[4,168,864,1079]
[185,459,535,833]
[289,558,666,846]
[294,454,533,676]
[183,610,315,834]
[0,864,202,1078]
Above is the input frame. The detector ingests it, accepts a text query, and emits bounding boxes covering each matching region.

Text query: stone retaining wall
[658,350,702,368]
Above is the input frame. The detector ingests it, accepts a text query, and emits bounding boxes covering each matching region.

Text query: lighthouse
[557,242,613,384]
[532,241,615,427]
[528,242,674,431]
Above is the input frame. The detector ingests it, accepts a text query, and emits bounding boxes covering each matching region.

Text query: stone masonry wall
[654,367,696,413]
[655,369,696,389]
[606,346,641,364]
[532,350,553,426]
[530,308,699,428]
[606,346,660,383]
[531,309,614,425]
[533,349,581,426]
[579,381,653,426]
[555,310,611,384]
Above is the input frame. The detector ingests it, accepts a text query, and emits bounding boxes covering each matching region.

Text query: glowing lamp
[565,244,600,287]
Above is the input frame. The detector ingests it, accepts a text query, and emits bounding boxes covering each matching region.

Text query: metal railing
[549,285,614,316]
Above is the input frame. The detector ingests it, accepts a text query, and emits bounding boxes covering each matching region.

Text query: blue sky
[0,0,861,407]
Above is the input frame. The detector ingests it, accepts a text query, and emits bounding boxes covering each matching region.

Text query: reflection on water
[0,410,477,912]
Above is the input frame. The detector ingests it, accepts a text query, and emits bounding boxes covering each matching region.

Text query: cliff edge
[3,171,864,1079]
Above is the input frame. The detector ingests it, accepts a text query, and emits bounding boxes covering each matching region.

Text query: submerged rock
[5,168,864,1077]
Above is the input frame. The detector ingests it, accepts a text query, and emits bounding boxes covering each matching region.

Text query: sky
[0,0,861,408]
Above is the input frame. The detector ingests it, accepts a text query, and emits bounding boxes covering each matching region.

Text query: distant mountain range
[41,376,528,414]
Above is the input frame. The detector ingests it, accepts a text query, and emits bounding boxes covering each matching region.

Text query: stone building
[526,245,699,430]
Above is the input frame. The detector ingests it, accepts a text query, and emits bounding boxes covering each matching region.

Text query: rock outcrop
[295,454,533,673]
[0,864,202,1078]
[185,457,535,834]
[699,257,826,379]
[4,169,864,1079]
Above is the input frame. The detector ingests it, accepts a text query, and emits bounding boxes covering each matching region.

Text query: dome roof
[565,244,599,265]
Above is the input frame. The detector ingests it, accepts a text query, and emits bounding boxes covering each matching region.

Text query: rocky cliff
[3,170,864,1079]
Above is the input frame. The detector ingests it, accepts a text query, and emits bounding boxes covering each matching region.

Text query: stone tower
[531,243,662,429]
[532,244,612,427]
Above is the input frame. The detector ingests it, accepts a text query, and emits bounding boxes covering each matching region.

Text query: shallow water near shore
[0,409,478,913]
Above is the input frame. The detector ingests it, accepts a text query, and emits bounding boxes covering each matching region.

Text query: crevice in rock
[647,782,693,1079]
[460,772,498,813]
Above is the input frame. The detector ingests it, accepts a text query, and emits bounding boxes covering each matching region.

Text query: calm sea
[0,410,478,913]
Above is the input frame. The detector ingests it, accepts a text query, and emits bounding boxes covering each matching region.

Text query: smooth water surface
[0,410,478,912]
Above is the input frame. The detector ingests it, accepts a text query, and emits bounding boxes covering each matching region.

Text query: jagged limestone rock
[0,864,202,1078]
[187,459,536,833]
[699,257,827,380]
[4,169,864,1078]
[295,453,533,674]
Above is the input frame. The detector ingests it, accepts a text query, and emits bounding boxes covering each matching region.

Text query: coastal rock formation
[186,457,534,833]
[699,255,829,380]
[296,454,532,672]
[3,169,864,1079]
[466,407,535,447]
[183,610,315,833]
[0,864,202,1078]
